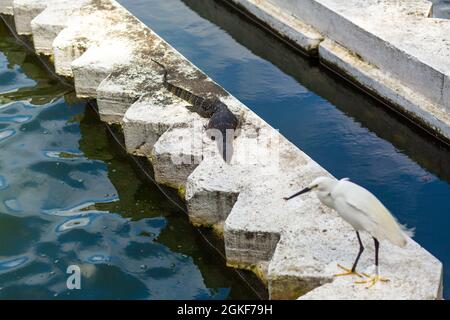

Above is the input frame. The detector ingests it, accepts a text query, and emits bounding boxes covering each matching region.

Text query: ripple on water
[43,200,117,217]
[87,255,111,264]
[0,256,29,271]
[4,199,22,212]
[0,176,6,189]
[43,150,84,160]
[0,129,15,142]
[55,214,99,232]
[0,115,32,123]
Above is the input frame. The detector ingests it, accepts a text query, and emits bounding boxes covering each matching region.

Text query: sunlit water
[0,21,257,299]
[120,0,450,298]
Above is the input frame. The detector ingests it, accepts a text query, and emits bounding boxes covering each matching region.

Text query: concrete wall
[227,0,450,144]
[1,0,444,300]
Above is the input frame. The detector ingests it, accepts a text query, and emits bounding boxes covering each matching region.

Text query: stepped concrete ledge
[0,0,13,15]
[5,0,444,299]
[227,0,450,144]
[30,0,93,56]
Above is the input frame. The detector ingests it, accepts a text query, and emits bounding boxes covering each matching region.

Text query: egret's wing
[333,181,408,247]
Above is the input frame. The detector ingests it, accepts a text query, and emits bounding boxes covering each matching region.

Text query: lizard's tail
[151,58,168,85]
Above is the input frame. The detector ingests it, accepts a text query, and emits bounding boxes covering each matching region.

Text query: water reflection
[432,0,450,19]
[0,19,260,299]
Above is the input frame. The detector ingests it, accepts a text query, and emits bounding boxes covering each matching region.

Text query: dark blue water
[432,0,450,19]
[0,21,258,299]
[120,0,450,298]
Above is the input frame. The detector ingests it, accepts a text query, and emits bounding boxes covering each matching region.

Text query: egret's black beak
[283,187,311,201]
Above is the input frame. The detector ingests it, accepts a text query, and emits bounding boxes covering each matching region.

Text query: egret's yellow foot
[333,264,363,278]
[355,274,390,289]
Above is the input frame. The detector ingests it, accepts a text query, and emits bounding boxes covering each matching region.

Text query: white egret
[284,176,413,288]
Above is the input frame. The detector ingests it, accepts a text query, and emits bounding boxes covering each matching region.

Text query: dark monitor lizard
[152,59,238,163]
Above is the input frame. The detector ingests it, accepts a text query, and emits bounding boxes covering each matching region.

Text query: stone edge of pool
[223,0,450,146]
[0,0,443,300]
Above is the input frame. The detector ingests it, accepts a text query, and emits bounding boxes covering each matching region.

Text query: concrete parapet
[228,0,450,143]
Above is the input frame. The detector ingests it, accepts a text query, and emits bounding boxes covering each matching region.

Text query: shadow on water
[0,19,261,299]
[181,0,450,184]
[0,22,69,105]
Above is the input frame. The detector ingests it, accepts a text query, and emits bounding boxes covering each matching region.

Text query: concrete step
[30,0,92,56]
[226,0,323,55]
[12,0,50,35]
[151,126,207,192]
[185,114,278,229]
[0,0,13,15]
[123,91,205,156]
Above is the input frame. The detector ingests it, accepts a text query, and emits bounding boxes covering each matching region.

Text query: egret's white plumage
[284,175,413,287]
[309,176,411,247]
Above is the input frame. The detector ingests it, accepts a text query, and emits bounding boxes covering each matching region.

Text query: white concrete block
[223,135,324,268]
[72,40,133,98]
[123,91,204,156]
[97,63,164,123]
[12,0,53,35]
[30,0,91,55]
[151,125,207,191]
[47,0,141,76]
[221,134,443,299]
[52,14,113,77]
[186,156,244,228]
[319,39,450,142]
[228,0,323,55]
[296,239,443,300]
[267,0,444,102]
[0,0,13,15]
[444,74,450,113]
[186,115,281,228]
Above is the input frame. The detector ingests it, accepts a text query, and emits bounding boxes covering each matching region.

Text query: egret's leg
[334,231,364,278]
[355,238,390,288]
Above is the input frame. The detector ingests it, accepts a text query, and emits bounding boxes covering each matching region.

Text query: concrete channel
[0,0,444,299]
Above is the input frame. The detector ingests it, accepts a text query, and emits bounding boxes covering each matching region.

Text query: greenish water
[0,21,258,299]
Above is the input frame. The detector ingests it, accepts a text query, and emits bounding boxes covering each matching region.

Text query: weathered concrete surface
[319,39,450,141]
[123,90,205,156]
[7,0,444,300]
[151,125,206,191]
[222,131,443,300]
[30,0,92,55]
[185,113,278,228]
[72,40,133,98]
[229,0,450,143]
[51,1,134,77]
[97,63,164,123]
[223,0,323,55]
[296,238,443,300]
[13,0,49,35]
[0,0,13,15]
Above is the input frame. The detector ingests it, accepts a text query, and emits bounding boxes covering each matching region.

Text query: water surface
[0,20,258,299]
